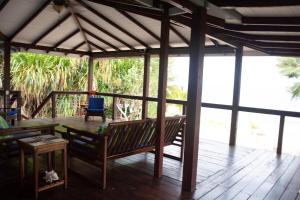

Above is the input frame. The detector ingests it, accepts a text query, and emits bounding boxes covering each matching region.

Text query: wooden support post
[182,6,207,192]
[88,56,94,91]
[51,93,56,118]
[229,47,244,146]
[142,53,150,119]
[17,91,22,121]
[3,40,11,109]
[112,97,117,120]
[277,115,285,154]
[154,8,170,178]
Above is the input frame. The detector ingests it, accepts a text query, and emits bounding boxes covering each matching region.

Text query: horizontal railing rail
[31,90,300,154]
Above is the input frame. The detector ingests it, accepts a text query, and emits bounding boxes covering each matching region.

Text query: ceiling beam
[0,0,9,12]
[9,0,51,40]
[207,0,300,7]
[242,17,300,25]
[92,45,235,58]
[31,13,72,45]
[53,29,80,48]
[118,10,160,42]
[225,24,300,32]
[83,28,120,51]
[72,41,86,51]
[85,0,162,19]
[170,25,190,46]
[77,0,149,48]
[88,40,107,52]
[11,42,89,55]
[76,13,135,50]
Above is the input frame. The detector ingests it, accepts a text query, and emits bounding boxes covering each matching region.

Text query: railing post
[142,52,150,119]
[229,46,244,146]
[112,97,117,120]
[180,104,187,161]
[51,93,56,118]
[3,40,11,110]
[277,115,285,154]
[17,91,22,121]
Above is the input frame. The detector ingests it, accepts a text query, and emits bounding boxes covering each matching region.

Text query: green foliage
[2,52,187,119]
[278,57,300,98]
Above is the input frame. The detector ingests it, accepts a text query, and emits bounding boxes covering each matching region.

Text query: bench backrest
[105,116,185,157]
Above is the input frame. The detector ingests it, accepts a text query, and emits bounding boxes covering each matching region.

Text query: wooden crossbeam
[208,0,300,7]
[225,24,300,32]
[9,0,51,40]
[31,13,72,45]
[0,31,7,39]
[76,13,135,50]
[118,10,160,42]
[88,40,107,52]
[83,28,120,51]
[0,0,9,12]
[53,29,80,48]
[77,0,149,48]
[170,25,190,46]
[11,42,89,55]
[242,17,300,25]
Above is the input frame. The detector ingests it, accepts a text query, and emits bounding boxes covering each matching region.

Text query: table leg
[47,152,52,171]
[19,148,25,190]
[33,153,39,200]
[63,147,68,189]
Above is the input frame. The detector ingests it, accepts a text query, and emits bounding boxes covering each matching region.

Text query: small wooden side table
[18,135,68,199]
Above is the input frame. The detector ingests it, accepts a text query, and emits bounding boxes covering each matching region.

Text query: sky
[171,56,300,112]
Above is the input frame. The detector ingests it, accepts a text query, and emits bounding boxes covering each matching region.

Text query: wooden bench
[65,115,186,189]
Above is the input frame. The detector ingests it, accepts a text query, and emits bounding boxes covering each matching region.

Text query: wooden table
[18,135,68,199]
[0,120,59,143]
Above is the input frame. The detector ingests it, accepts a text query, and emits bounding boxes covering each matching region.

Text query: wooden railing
[32,90,300,154]
[0,90,22,120]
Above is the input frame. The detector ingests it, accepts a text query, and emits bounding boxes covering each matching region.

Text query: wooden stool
[18,135,68,199]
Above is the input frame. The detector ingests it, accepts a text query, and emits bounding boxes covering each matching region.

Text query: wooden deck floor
[1,139,300,200]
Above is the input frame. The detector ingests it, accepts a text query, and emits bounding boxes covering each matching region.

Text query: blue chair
[85,96,106,121]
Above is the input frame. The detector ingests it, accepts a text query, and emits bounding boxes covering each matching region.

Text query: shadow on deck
[1,138,300,200]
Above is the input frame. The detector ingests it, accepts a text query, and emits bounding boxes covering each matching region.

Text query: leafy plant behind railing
[0,52,187,119]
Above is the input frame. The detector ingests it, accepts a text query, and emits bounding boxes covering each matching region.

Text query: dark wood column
[154,8,170,178]
[229,46,244,146]
[3,40,11,108]
[142,53,150,119]
[87,56,94,91]
[182,6,207,192]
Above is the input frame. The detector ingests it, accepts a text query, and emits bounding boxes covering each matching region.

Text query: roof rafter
[31,13,72,45]
[118,10,160,42]
[76,13,135,50]
[72,41,86,51]
[85,0,162,18]
[76,0,149,48]
[169,25,190,46]
[88,40,107,52]
[83,28,120,51]
[9,0,52,40]
[0,30,7,40]
[67,4,91,52]
[0,0,9,12]
[53,29,80,48]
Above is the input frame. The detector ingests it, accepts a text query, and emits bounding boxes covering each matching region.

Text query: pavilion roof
[1,0,300,57]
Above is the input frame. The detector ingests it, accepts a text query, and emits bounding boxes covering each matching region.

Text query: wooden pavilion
[1,0,300,199]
